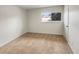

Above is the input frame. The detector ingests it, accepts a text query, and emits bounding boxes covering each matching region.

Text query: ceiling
[19,5,56,9]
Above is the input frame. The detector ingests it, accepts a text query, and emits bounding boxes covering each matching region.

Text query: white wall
[68,5,79,53]
[27,6,64,35]
[64,5,74,53]
[64,5,79,54]
[0,6,28,47]
[64,6,69,42]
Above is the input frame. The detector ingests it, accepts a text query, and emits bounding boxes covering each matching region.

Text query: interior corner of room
[0,5,78,54]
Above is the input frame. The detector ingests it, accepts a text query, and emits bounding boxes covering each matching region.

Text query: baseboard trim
[0,38,17,47]
[64,35,74,53]
[0,32,27,47]
[27,32,64,36]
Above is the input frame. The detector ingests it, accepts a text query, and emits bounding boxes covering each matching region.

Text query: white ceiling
[19,5,55,9]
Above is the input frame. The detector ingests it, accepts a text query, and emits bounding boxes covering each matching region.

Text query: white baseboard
[0,38,17,47]
[28,32,64,35]
[0,32,27,47]
[63,34,74,53]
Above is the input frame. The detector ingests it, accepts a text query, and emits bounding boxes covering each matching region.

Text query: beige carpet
[0,32,73,54]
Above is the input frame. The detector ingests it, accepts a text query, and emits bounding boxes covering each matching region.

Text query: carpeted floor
[0,32,73,54]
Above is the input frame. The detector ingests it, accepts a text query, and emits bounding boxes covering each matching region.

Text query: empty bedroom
[0,5,78,54]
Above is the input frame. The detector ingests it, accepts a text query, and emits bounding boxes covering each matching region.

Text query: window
[41,12,61,22]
